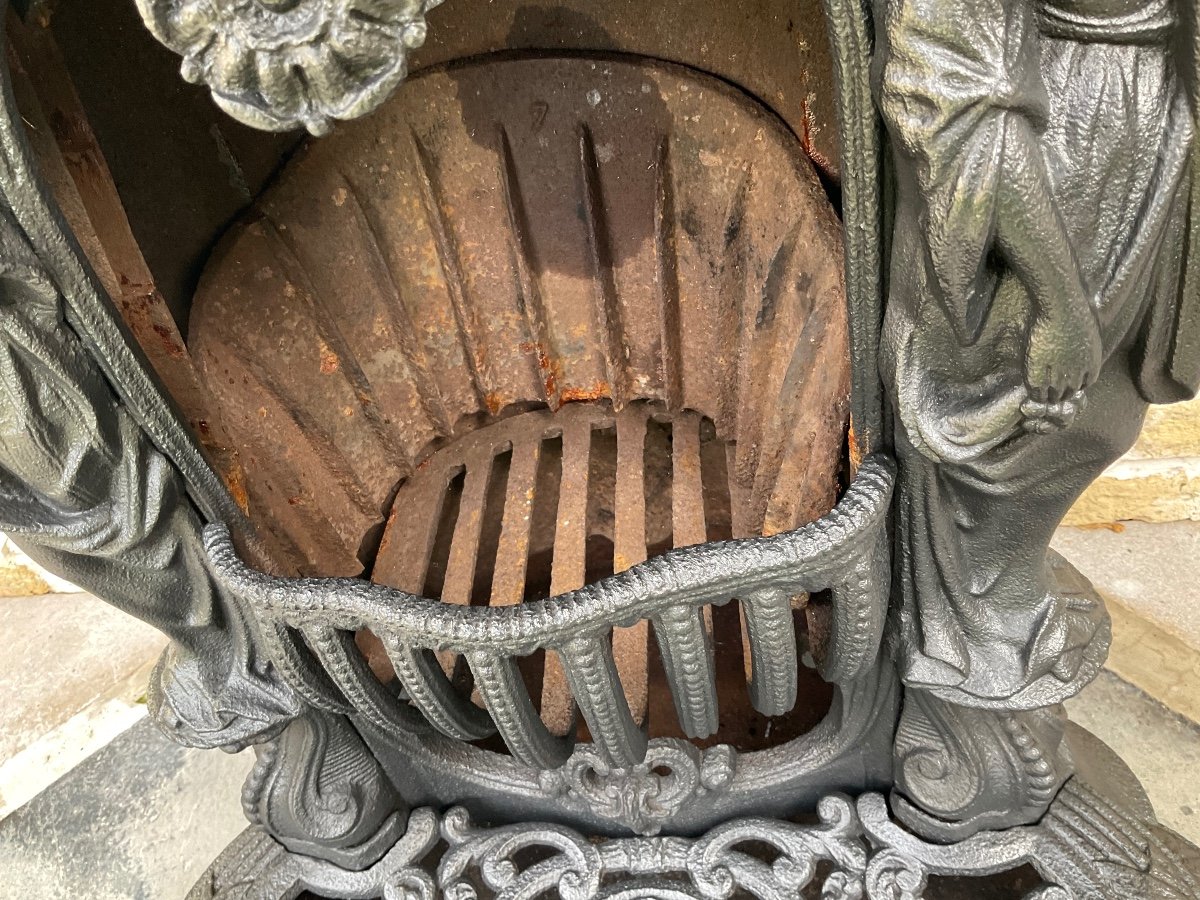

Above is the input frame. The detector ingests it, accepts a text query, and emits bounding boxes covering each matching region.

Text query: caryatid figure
[874,0,1199,835]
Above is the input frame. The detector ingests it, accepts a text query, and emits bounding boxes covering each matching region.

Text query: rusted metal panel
[191,56,848,750]
[192,57,847,577]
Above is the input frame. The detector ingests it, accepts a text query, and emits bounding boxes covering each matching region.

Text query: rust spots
[484,392,506,416]
[151,322,187,358]
[223,457,251,514]
[797,93,833,174]
[375,506,400,560]
[318,341,340,375]
[521,340,561,402]
[848,418,864,474]
[560,380,611,404]
[287,495,305,506]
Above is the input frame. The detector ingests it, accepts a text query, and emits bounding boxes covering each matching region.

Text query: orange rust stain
[797,94,834,175]
[484,392,506,416]
[799,96,815,161]
[319,342,340,375]
[521,340,561,400]
[560,381,611,405]
[222,457,250,514]
[376,506,400,559]
[848,419,863,474]
[151,322,187,358]
[1077,521,1127,533]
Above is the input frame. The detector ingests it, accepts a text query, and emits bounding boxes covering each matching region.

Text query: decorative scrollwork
[134,0,443,135]
[537,739,736,836]
[685,796,867,900]
[192,774,1200,899]
[242,708,407,868]
[438,806,605,900]
[891,689,1072,840]
[863,849,927,900]
[188,807,440,899]
[438,796,869,900]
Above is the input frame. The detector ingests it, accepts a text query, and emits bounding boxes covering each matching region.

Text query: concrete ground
[1066,670,1200,842]
[0,593,166,818]
[1055,522,1200,723]
[0,719,252,900]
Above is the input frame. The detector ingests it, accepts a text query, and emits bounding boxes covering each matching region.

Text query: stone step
[1068,395,1200,526]
[0,717,251,900]
[1054,521,1200,725]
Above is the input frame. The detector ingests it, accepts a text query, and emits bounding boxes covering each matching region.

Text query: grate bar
[559,635,648,767]
[822,532,889,682]
[672,410,709,549]
[491,436,542,607]
[371,464,454,595]
[437,447,496,677]
[264,622,353,715]
[741,588,799,716]
[652,604,719,739]
[542,411,593,736]
[612,404,650,725]
[442,447,495,607]
[659,410,719,738]
[305,625,421,736]
[383,638,496,741]
[468,650,572,768]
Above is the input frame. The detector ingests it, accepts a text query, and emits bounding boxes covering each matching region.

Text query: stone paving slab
[1055,522,1200,723]
[0,718,252,900]
[0,593,166,818]
[1067,670,1200,844]
[0,594,166,762]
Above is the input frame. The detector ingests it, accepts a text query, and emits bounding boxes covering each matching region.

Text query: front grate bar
[381,638,495,742]
[206,454,895,770]
[741,588,800,717]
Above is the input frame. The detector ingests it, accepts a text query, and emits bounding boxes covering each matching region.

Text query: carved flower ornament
[135,0,443,135]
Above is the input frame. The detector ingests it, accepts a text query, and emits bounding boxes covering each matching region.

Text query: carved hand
[1023,294,1102,410]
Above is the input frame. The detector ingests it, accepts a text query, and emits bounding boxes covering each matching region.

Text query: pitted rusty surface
[409,0,843,178]
[190,56,848,748]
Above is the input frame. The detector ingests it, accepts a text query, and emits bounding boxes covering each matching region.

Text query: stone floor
[0,719,252,900]
[0,593,166,818]
[1066,669,1200,842]
[1056,522,1200,722]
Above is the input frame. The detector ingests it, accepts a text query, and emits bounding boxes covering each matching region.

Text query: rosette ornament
[134,0,443,135]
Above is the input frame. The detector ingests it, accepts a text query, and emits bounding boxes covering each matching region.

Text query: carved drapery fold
[0,6,306,755]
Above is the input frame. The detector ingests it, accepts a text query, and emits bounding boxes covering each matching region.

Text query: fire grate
[205,450,894,770]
